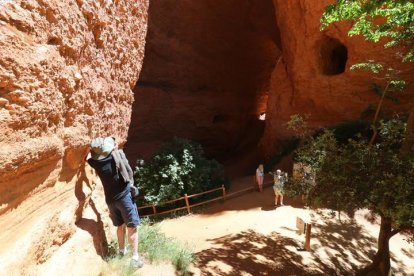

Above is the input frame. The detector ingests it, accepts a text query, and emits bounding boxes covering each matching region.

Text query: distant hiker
[86,137,143,269]
[256,164,264,192]
[301,170,315,203]
[270,169,288,206]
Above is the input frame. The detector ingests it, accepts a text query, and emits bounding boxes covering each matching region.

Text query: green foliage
[288,117,414,232]
[101,220,194,275]
[350,61,407,92]
[138,220,194,273]
[350,61,384,73]
[101,256,135,276]
[135,138,228,204]
[321,0,414,62]
[286,114,311,139]
[103,240,120,260]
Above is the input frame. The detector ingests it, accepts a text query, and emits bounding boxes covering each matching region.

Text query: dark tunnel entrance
[125,0,281,169]
[318,36,348,76]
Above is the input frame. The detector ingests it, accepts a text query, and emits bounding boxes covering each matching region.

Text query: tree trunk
[369,82,390,146]
[357,217,392,276]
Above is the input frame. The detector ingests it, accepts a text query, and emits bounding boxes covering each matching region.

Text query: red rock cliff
[261,0,414,155]
[0,0,148,273]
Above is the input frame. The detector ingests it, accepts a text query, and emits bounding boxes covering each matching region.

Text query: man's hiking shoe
[119,248,128,257]
[131,256,144,269]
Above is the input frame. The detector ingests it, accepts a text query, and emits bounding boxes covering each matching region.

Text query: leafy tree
[287,116,414,275]
[350,61,406,144]
[321,0,414,154]
[287,3,414,274]
[134,138,228,204]
[321,1,414,62]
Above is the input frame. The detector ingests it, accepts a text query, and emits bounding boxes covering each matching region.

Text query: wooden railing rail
[138,183,264,218]
[138,185,224,212]
[186,186,223,199]
[189,196,224,208]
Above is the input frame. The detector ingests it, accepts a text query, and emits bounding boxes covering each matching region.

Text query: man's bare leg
[127,226,143,268]
[117,224,126,254]
[127,226,138,259]
[280,194,284,205]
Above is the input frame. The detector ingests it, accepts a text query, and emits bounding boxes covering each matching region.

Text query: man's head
[90,137,115,160]
[276,169,282,175]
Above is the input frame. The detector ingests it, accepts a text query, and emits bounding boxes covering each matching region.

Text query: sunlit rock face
[0,0,148,273]
[126,0,281,162]
[261,0,414,155]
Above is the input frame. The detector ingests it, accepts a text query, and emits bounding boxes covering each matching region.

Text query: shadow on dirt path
[196,230,331,275]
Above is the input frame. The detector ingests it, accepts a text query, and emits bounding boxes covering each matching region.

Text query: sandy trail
[159,176,414,275]
[3,174,411,275]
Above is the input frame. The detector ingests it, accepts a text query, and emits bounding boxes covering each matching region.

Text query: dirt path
[4,174,411,275]
[159,176,414,275]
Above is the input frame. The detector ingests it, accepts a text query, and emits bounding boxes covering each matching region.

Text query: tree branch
[369,80,391,145]
[390,226,414,237]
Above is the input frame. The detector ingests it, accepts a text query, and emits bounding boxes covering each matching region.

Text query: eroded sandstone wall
[0,0,148,273]
[261,0,414,155]
[125,0,281,162]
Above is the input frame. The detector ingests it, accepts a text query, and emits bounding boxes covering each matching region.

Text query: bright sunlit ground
[159,176,414,275]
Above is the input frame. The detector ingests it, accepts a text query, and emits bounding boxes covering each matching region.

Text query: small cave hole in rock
[259,112,266,121]
[318,36,348,75]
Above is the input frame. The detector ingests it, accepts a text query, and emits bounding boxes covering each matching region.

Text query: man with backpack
[270,169,288,206]
[86,137,143,269]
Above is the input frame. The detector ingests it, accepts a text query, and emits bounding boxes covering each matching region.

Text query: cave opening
[259,113,266,121]
[126,0,281,174]
[318,36,348,76]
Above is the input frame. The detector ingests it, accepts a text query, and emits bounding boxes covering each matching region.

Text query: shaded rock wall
[125,0,281,163]
[0,0,148,273]
[261,0,414,155]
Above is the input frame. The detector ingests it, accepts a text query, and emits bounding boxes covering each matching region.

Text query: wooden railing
[138,179,274,218]
[138,185,225,217]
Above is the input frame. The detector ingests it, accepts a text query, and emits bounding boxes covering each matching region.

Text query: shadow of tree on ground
[311,217,411,275]
[195,217,413,275]
[196,230,333,275]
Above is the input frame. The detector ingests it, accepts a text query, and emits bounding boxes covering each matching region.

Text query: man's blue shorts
[108,193,140,228]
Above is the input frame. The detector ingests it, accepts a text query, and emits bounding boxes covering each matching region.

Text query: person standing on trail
[86,137,143,269]
[270,169,288,206]
[256,164,264,192]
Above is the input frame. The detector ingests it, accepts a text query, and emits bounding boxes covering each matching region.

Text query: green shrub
[134,138,229,204]
[100,220,194,275]
[138,221,194,273]
[100,256,135,276]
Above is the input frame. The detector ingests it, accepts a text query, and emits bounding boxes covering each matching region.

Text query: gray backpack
[112,149,139,198]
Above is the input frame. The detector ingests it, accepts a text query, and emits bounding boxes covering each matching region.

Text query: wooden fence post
[304,223,311,251]
[222,185,226,200]
[184,194,191,214]
[152,205,157,215]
